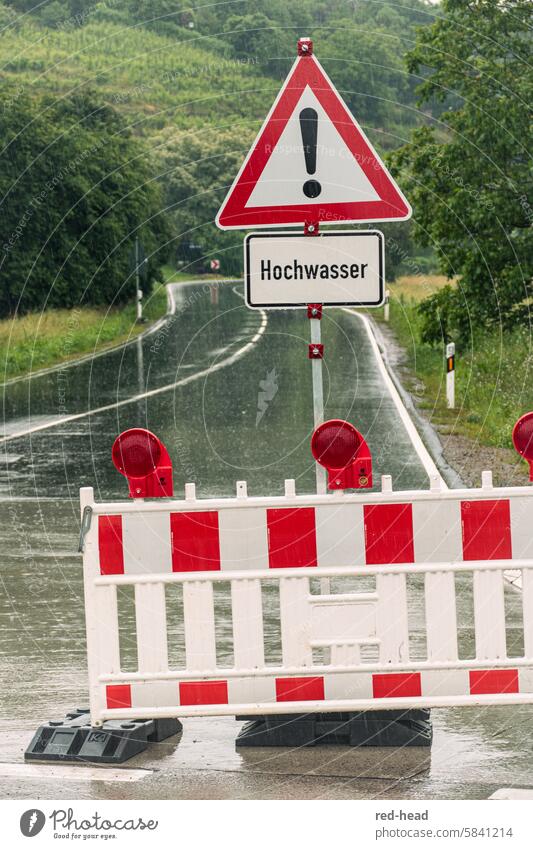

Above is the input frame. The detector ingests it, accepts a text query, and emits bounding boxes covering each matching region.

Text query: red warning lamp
[112,428,173,498]
[311,419,372,490]
[512,413,533,481]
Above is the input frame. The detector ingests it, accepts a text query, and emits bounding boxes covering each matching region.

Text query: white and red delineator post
[80,471,533,726]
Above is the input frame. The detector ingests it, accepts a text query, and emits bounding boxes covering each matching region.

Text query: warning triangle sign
[216,48,411,230]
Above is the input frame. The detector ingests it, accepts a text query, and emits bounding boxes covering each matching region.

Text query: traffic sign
[210,259,221,271]
[216,43,411,230]
[244,230,384,308]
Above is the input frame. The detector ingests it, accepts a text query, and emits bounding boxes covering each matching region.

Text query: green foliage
[0,91,169,316]
[157,125,257,275]
[386,290,533,453]
[393,0,533,342]
[224,12,294,78]
[0,0,435,288]
[312,21,409,139]
[417,285,463,345]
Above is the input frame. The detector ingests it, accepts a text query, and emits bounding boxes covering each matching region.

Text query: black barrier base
[25,708,182,764]
[235,710,432,748]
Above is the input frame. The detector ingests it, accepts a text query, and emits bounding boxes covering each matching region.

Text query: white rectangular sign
[244,230,384,309]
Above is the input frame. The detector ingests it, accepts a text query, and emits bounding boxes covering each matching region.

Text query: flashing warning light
[311,419,372,490]
[112,428,173,498]
[512,413,533,481]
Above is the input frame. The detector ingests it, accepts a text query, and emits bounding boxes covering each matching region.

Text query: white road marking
[0,762,151,782]
[0,295,268,444]
[489,788,533,799]
[343,309,448,489]
[0,286,178,388]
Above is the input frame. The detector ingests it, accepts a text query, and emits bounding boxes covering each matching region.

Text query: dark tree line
[0,91,169,316]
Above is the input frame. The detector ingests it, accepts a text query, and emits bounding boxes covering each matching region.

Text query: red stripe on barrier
[98,515,124,575]
[469,669,519,695]
[171,511,221,572]
[372,672,422,698]
[364,503,414,564]
[461,500,512,560]
[106,684,132,709]
[267,508,317,568]
[179,680,228,706]
[275,676,325,702]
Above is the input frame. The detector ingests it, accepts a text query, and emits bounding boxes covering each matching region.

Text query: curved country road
[0,281,530,800]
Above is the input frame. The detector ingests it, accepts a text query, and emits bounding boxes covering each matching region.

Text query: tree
[0,91,169,316]
[224,12,294,78]
[392,0,533,343]
[157,124,256,276]
[313,20,410,134]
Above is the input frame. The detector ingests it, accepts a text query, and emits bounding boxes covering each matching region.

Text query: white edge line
[343,309,448,489]
[0,762,152,782]
[0,304,268,444]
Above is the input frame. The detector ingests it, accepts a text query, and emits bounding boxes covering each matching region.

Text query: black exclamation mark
[299,107,321,198]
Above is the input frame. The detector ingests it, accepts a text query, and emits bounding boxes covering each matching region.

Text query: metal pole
[446,341,455,409]
[309,312,327,495]
[308,303,329,597]
[135,236,143,322]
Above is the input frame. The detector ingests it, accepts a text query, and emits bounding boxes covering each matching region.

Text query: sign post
[304,220,327,496]
[216,36,411,496]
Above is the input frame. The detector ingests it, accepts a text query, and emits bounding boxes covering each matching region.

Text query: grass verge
[0,283,169,382]
[378,275,533,452]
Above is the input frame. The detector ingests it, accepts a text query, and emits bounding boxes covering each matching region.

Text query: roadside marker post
[130,237,148,324]
[384,289,390,322]
[446,342,455,409]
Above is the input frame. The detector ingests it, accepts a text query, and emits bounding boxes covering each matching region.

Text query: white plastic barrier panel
[80,474,533,725]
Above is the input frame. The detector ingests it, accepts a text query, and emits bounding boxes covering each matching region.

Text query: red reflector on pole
[112,428,173,498]
[311,419,372,490]
[512,412,533,481]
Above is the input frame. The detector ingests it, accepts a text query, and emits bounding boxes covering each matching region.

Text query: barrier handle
[78,505,93,553]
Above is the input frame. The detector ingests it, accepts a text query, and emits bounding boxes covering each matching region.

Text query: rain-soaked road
[0,280,531,800]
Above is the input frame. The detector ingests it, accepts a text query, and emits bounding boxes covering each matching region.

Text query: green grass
[378,277,533,451]
[0,282,168,381]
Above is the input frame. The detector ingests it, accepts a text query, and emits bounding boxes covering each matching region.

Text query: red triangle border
[216,55,411,229]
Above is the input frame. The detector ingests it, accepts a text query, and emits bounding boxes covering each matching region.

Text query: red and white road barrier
[80,472,533,725]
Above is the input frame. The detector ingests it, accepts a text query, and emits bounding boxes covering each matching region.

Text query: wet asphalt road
[0,280,531,800]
